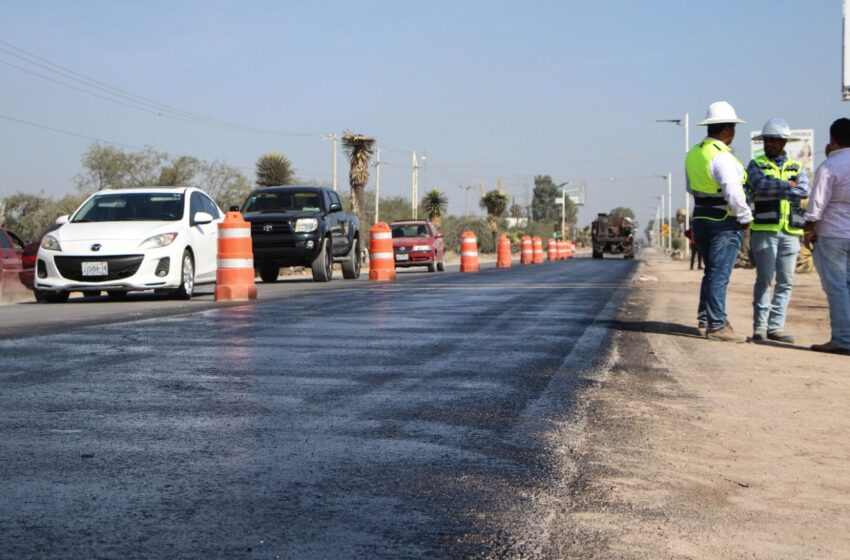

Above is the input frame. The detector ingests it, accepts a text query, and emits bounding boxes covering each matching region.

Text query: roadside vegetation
[0,143,580,253]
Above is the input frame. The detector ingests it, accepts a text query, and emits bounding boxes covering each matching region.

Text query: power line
[0,113,145,151]
[0,38,319,138]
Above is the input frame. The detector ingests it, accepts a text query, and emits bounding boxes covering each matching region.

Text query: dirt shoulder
[553,248,850,559]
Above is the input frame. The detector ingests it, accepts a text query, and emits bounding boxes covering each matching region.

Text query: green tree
[532,175,576,228]
[255,152,295,187]
[1,192,86,243]
[341,131,375,226]
[75,144,166,192]
[197,161,253,210]
[609,206,635,219]
[480,189,509,245]
[421,189,448,225]
[157,156,200,186]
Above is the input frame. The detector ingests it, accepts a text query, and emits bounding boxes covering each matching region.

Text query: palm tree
[480,189,509,245]
[255,152,294,187]
[341,131,375,224]
[421,189,448,226]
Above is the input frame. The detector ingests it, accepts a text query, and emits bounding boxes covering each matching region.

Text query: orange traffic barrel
[532,236,544,264]
[557,240,567,261]
[460,231,479,272]
[547,238,558,261]
[566,240,575,260]
[497,234,512,269]
[520,235,533,264]
[369,222,396,281]
[215,210,257,301]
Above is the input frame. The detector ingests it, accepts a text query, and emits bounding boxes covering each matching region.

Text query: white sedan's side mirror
[192,211,213,226]
[55,215,69,225]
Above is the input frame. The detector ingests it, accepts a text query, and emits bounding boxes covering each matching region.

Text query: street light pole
[667,172,673,252]
[321,134,339,191]
[374,147,382,224]
[411,151,419,219]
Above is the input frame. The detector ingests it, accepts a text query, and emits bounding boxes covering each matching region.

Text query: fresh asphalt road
[0,256,637,559]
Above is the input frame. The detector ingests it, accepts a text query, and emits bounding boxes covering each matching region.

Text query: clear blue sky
[0,0,845,230]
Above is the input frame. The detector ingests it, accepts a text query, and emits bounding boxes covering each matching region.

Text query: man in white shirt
[685,101,753,341]
[804,118,850,354]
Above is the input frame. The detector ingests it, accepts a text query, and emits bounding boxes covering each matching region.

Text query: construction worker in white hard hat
[746,118,809,344]
[685,101,753,341]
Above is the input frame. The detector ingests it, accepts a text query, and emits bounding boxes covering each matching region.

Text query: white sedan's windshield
[72,193,184,222]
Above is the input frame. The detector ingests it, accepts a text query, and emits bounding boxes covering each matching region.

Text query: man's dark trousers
[694,217,744,330]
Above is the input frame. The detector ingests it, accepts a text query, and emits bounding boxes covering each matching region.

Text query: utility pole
[411,151,419,219]
[667,172,673,252]
[684,112,690,254]
[561,187,566,240]
[374,147,382,224]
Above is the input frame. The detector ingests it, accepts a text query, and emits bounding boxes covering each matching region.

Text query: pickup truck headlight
[139,232,178,250]
[294,218,319,233]
[41,235,62,252]
[411,245,431,252]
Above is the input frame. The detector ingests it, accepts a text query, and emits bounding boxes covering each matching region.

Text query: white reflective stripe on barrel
[219,228,251,238]
[371,232,392,240]
[370,252,394,260]
[218,258,254,268]
[461,251,478,257]
[461,239,477,244]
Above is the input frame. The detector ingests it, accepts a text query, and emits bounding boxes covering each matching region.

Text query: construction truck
[591,213,635,259]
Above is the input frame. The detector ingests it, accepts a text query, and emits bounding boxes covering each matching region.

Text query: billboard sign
[750,129,815,178]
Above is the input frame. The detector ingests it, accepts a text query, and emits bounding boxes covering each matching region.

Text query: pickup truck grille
[251,222,292,235]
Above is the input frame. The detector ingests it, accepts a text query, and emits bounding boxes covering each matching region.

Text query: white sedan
[34,187,223,303]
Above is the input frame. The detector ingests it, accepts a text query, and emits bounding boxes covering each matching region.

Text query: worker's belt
[693,197,730,221]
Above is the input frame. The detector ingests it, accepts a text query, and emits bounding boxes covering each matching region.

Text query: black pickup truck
[240,186,361,282]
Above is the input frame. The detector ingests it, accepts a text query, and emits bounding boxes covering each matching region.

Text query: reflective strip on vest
[749,155,804,235]
[219,228,251,238]
[218,258,253,269]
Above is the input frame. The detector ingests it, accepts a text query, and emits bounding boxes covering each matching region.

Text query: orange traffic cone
[520,235,533,265]
[215,210,257,301]
[497,234,512,269]
[532,236,544,264]
[547,238,558,261]
[460,231,479,272]
[369,222,396,281]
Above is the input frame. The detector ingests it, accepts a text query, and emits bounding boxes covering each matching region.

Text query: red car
[0,227,28,299]
[390,220,445,272]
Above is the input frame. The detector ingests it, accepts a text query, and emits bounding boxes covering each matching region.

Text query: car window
[391,224,430,238]
[72,192,185,222]
[7,231,25,250]
[190,192,205,221]
[0,232,12,250]
[329,191,342,209]
[200,194,220,219]
[243,191,322,214]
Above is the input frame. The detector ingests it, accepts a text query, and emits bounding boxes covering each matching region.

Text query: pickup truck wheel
[592,249,603,259]
[311,237,333,282]
[341,238,361,279]
[259,264,279,283]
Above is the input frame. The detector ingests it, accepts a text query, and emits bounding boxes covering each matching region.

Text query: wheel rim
[183,254,194,295]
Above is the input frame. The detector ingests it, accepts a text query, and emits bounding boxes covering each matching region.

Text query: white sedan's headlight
[412,245,431,252]
[294,218,318,233]
[41,235,62,252]
[139,232,178,250]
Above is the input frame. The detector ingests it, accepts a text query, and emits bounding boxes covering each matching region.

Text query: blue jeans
[693,217,744,330]
[813,236,850,350]
[751,230,800,333]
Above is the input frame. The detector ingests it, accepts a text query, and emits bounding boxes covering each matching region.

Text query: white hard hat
[698,101,745,126]
[753,118,794,140]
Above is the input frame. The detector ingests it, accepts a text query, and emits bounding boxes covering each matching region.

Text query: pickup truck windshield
[72,193,184,222]
[244,192,322,214]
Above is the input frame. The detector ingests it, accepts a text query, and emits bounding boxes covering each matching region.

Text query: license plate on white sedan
[82,262,108,276]
[395,253,409,262]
